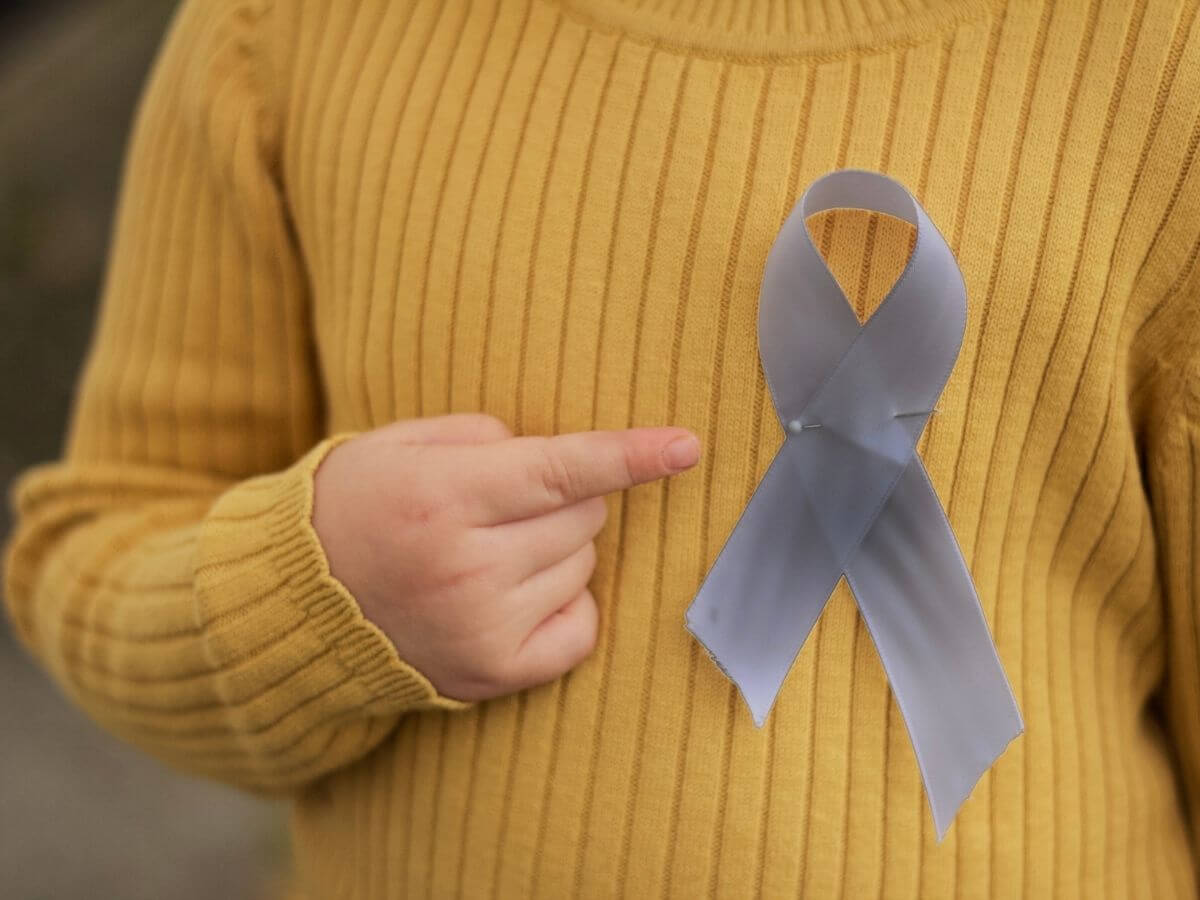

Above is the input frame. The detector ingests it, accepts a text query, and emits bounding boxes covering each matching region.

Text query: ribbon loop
[685,168,1023,841]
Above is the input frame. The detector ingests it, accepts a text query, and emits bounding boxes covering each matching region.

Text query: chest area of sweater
[287,1,1154,441]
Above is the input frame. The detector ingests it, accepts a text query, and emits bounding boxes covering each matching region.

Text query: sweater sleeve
[1,0,471,794]
[1140,284,1200,863]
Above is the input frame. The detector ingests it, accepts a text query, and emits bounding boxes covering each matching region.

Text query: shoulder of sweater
[138,0,284,179]
[1120,7,1200,367]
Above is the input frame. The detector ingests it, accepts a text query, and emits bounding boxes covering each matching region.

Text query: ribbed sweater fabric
[5,0,1200,896]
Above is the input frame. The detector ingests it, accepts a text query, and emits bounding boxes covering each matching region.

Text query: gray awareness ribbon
[684,168,1023,840]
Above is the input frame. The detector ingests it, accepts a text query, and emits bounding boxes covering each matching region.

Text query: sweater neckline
[556,0,998,60]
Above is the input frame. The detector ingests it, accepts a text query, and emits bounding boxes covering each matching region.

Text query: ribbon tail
[685,438,846,727]
[845,457,1024,841]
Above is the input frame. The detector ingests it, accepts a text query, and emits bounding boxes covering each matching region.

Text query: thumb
[385,413,514,445]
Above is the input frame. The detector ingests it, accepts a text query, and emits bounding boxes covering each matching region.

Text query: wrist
[194,434,474,716]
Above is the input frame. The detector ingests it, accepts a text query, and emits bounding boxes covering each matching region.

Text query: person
[5,0,1200,896]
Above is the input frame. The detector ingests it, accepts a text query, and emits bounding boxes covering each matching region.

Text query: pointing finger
[464,426,701,524]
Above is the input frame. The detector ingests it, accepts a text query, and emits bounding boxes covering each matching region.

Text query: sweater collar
[556,0,998,59]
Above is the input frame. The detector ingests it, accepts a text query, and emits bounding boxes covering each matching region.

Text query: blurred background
[0,1,287,896]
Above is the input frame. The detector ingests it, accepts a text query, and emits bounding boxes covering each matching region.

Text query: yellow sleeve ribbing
[1,0,471,793]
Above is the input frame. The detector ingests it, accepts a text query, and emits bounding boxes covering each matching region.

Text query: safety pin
[786,408,940,435]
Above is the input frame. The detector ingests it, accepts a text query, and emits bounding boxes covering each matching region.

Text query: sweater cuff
[194,435,475,718]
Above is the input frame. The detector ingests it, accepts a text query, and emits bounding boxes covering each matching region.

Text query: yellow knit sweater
[6,0,1200,895]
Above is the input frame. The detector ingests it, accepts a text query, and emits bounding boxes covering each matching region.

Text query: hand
[310,413,702,702]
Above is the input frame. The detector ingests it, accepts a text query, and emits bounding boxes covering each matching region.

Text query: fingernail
[663,434,700,471]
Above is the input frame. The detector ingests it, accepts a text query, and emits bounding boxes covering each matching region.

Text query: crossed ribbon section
[684,169,1023,840]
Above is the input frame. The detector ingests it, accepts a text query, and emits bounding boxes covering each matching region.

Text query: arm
[1139,263,1200,863]
[1,0,470,794]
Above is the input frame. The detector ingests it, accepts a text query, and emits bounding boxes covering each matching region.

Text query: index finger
[465,426,701,525]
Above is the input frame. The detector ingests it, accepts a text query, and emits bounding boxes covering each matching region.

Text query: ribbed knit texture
[5,0,1200,896]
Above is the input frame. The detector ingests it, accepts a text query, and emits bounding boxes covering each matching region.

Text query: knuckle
[472,413,514,440]
[438,545,498,597]
[584,495,608,531]
[420,527,498,597]
[401,476,452,528]
[569,590,600,660]
[534,439,578,506]
[578,541,598,578]
[399,463,469,530]
[447,635,513,698]
[621,443,640,491]
[406,493,443,528]
[473,644,521,693]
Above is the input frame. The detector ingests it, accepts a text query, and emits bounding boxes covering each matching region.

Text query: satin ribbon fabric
[684,168,1023,840]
